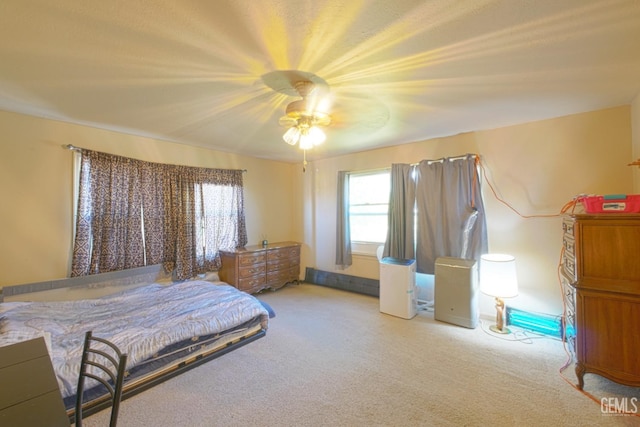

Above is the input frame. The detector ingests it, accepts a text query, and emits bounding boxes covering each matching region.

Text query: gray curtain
[383,163,416,260]
[414,154,487,274]
[335,171,352,268]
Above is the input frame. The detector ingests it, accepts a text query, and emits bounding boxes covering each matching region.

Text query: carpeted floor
[82,283,639,426]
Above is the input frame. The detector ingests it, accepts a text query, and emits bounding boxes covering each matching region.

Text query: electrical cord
[558,358,640,418]
[478,157,569,219]
[478,156,638,417]
[479,318,561,344]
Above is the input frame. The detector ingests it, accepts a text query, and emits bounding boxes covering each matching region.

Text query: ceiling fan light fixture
[275,77,331,157]
[299,134,314,150]
[283,126,300,145]
[286,125,325,150]
[307,126,326,145]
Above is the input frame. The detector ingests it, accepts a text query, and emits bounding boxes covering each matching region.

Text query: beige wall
[1,106,635,318]
[300,106,633,317]
[0,110,296,287]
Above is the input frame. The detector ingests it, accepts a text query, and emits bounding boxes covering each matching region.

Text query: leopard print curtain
[71,150,246,280]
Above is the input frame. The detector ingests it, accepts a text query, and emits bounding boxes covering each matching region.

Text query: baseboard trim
[304,267,379,297]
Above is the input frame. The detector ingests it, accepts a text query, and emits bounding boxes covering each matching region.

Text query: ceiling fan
[279,80,331,149]
[262,70,333,150]
[261,70,391,171]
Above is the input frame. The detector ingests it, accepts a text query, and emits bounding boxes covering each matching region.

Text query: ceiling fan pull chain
[303,149,307,173]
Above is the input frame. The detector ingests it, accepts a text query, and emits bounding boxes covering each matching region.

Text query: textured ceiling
[1,0,640,163]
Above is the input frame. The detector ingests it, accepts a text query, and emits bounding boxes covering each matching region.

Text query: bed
[0,277,271,420]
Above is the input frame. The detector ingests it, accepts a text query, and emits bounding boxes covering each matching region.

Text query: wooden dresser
[219,241,301,294]
[561,214,640,389]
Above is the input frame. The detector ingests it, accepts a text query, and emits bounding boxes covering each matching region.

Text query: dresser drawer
[560,272,576,359]
[267,267,299,289]
[288,246,301,258]
[562,255,577,282]
[239,264,265,278]
[267,258,290,271]
[288,249,300,266]
[238,276,266,293]
[238,253,265,266]
[562,218,575,237]
[560,273,576,313]
[288,265,300,280]
[267,248,290,261]
[267,269,297,290]
[562,234,575,257]
[267,268,290,284]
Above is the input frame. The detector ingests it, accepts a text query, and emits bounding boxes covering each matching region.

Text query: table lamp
[480,254,519,334]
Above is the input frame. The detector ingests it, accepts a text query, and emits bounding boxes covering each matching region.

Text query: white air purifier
[434,257,478,328]
[379,257,417,319]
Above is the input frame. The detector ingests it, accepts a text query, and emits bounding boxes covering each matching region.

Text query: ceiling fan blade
[278,116,298,127]
[261,70,329,97]
[313,114,332,127]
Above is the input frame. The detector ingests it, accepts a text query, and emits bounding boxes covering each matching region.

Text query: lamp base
[490,297,512,334]
[489,324,511,334]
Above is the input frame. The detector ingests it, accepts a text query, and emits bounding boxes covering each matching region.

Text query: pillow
[202,271,220,283]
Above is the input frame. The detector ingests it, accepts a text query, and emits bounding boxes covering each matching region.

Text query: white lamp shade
[479,254,518,298]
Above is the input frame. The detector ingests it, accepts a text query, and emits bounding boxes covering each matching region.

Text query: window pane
[350,214,388,242]
[349,173,390,205]
[349,204,388,215]
[348,171,390,244]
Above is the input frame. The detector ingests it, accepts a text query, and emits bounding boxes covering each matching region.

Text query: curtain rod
[347,166,391,175]
[63,144,247,172]
[415,153,477,166]
[348,154,478,175]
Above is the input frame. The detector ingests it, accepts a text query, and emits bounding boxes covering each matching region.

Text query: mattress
[0,280,270,403]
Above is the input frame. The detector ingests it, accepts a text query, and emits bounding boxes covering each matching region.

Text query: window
[348,170,390,248]
[196,182,246,269]
[344,156,486,265]
[71,149,246,279]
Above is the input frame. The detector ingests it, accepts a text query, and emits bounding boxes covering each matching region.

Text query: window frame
[347,168,391,256]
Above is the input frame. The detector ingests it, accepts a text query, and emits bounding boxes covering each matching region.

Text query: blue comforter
[0,280,269,398]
